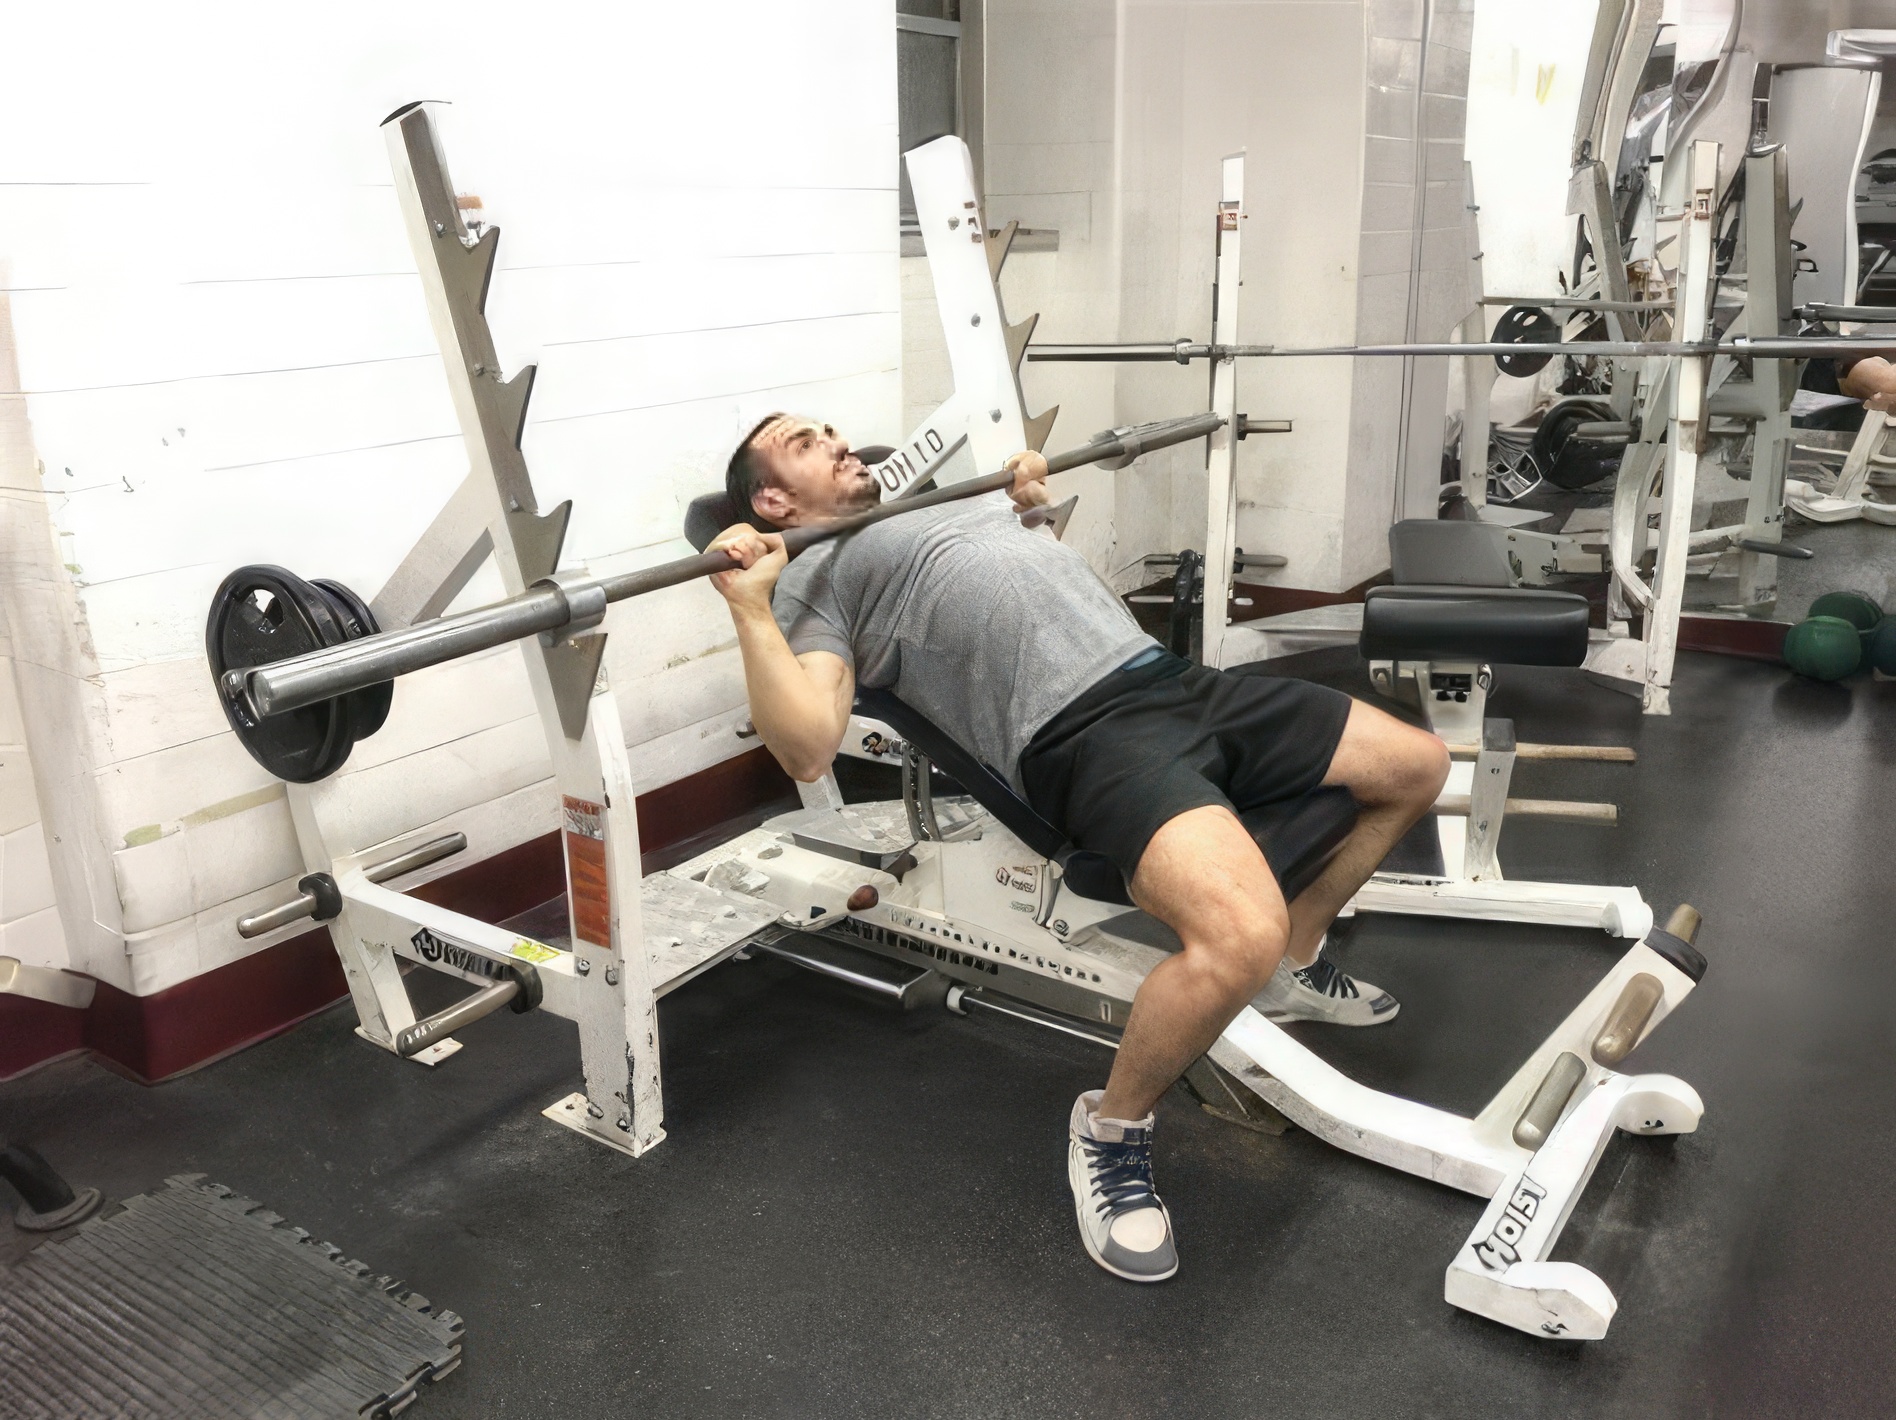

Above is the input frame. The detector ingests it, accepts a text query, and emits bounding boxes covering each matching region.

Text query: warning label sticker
[563,795,611,947]
[510,939,561,964]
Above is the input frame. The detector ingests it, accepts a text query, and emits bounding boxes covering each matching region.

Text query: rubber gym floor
[5,642,1893,1419]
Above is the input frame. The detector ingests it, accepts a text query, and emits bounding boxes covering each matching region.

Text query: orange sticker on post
[563,795,611,947]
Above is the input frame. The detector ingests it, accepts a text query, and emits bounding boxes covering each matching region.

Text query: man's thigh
[1321,698,1450,807]
[1129,803,1290,948]
[1211,670,1356,812]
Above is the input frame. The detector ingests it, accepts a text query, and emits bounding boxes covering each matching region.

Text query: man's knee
[1401,728,1452,806]
[1183,897,1290,996]
[1332,703,1450,810]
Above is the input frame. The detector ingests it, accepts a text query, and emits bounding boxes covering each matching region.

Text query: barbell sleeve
[234,584,572,719]
[1027,342,1207,363]
[236,832,468,939]
[231,414,1226,722]
[234,895,320,941]
[395,977,520,1057]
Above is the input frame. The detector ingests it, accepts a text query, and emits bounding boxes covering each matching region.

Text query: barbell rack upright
[332,101,664,1156]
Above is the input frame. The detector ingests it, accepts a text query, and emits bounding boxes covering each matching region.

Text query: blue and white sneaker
[1254,948,1399,1027]
[1067,1090,1178,1282]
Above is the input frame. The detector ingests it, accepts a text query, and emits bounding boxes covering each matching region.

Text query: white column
[1201,153,1245,667]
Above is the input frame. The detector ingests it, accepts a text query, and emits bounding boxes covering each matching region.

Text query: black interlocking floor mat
[0,1174,462,1419]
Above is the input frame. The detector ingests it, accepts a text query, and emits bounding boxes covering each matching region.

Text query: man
[707,413,1449,1283]
[1796,351,1896,431]
[1839,354,1896,416]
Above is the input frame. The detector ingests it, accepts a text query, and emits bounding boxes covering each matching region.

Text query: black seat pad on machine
[856,688,1359,907]
[1369,519,1590,667]
[1359,585,1590,667]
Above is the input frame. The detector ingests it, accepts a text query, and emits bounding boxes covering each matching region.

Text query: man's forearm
[730,604,843,781]
[1840,356,1896,402]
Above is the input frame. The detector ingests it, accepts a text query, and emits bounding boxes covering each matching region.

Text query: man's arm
[1838,355,1896,410]
[707,525,854,782]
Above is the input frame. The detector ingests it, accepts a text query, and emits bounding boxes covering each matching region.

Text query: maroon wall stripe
[1678,614,1791,663]
[0,995,85,1080]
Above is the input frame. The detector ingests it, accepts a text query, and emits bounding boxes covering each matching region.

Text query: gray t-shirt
[771,493,1156,789]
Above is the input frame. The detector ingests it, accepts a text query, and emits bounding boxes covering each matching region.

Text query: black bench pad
[1359,584,1590,667]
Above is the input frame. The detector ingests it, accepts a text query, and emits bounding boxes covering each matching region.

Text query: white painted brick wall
[0,648,68,971]
[0,2,899,995]
[982,0,1474,594]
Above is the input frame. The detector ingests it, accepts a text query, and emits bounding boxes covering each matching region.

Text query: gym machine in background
[941,142,1651,936]
[1019,16,1896,721]
[207,105,1713,1341]
[1026,137,1818,719]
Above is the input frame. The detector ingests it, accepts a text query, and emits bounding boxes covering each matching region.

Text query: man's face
[748,415,879,525]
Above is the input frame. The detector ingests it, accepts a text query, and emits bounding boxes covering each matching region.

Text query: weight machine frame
[907,142,1652,938]
[226,106,1710,1342]
[266,104,780,1158]
[671,781,1706,1341]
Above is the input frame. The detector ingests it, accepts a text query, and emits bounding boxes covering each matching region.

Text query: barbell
[1028,334,1896,364]
[208,412,1226,782]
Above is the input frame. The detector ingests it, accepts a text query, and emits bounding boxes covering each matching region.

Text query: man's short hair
[725,412,787,528]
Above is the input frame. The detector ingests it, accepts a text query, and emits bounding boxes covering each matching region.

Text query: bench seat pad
[1359,584,1590,667]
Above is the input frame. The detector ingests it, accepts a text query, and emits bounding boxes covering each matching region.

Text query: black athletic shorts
[1018,650,1354,884]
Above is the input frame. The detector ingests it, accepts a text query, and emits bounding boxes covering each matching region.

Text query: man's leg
[1283,700,1449,967]
[1068,805,1285,1283]
[1093,699,1444,1119]
[1098,805,1289,1122]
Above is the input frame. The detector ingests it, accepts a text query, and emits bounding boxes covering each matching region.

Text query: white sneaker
[1254,949,1399,1026]
[1067,1091,1178,1283]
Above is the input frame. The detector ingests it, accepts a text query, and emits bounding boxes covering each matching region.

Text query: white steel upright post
[1735,147,1791,614]
[904,137,1055,491]
[1644,140,1719,715]
[1202,153,1245,667]
[1458,164,1493,512]
[382,105,662,1157]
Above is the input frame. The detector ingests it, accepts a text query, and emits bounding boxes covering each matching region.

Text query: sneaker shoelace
[1079,1131,1159,1220]
[1293,955,1360,1000]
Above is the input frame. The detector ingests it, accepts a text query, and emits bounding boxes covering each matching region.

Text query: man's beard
[836,469,881,514]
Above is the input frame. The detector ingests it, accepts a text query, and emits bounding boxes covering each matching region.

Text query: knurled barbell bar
[208,412,1227,782]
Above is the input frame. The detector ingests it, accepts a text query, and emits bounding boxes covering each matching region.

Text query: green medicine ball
[1868,616,1896,678]
[1784,615,1863,681]
[1808,590,1883,631]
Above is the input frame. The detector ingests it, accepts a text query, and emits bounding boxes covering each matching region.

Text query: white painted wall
[0,2,899,995]
[0,647,66,974]
[929,0,1476,595]
[1464,0,1600,300]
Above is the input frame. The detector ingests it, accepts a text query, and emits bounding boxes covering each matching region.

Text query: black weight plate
[312,578,394,741]
[1492,304,1559,378]
[1531,397,1622,491]
[207,566,358,783]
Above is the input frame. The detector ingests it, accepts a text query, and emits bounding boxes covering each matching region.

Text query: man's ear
[751,483,793,524]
